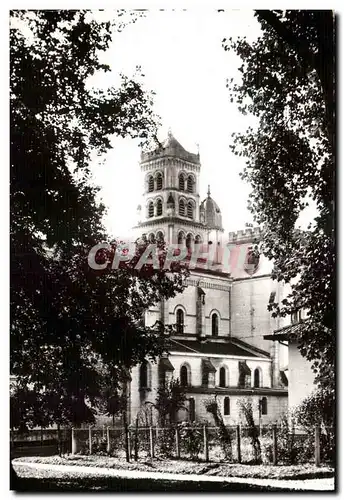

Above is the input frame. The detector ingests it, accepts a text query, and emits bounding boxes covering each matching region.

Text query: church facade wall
[129,352,287,425]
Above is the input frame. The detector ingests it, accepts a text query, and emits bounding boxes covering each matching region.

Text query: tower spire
[168,126,172,138]
[207,184,211,197]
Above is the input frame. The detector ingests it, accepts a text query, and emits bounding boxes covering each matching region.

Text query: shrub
[155,379,187,426]
[237,398,262,464]
[178,421,203,459]
[204,398,233,461]
[260,415,303,465]
[293,387,335,465]
[155,426,176,458]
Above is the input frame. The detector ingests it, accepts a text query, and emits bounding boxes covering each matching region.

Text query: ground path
[13,460,335,491]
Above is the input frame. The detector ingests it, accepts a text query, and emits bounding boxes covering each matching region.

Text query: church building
[129,131,288,425]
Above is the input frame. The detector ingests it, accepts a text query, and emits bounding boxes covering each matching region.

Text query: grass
[14,454,334,481]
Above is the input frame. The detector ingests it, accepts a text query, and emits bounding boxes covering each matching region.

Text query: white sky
[88,9,261,237]
[88,9,316,237]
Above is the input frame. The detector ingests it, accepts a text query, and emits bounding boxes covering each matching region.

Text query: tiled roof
[169,338,260,358]
[264,322,303,341]
[141,132,200,165]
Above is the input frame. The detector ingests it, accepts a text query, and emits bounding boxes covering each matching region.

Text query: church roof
[162,131,186,152]
[168,338,261,358]
[141,130,200,165]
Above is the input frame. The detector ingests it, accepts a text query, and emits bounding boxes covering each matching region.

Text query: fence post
[272,425,278,465]
[175,427,180,459]
[149,426,154,458]
[10,429,14,451]
[88,426,92,455]
[134,418,139,461]
[57,424,62,456]
[128,429,132,459]
[124,422,130,462]
[315,424,321,467]
[71,428,77,455]
[236,425,241,463]
[106,426,111,455]
[203,425,209,462]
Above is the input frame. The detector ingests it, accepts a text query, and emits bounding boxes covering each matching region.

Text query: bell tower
[136,131,207,247]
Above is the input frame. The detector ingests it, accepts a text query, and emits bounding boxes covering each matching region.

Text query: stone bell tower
[135,130,223,253]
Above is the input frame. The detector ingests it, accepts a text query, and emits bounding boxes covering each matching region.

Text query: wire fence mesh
[10,424,335,465]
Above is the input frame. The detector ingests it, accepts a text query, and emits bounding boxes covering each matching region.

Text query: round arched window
[179,199,185,216]
[156,173,163,190]
[156,199,163,216]
[148,176,154,192]
[180,365,188,386]
[187,202,193,219]
[176,309,184,334]
[187,176,194,193]
[211,313,219,336]
[254,368,261,388]
[219,367,226,387]
[224,397,230,415]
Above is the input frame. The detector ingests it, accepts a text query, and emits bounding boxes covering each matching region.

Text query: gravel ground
[14,454,334,480]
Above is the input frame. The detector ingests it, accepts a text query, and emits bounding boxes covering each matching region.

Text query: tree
[10,10,186,429]
[154,378,187,426]
[224,11,335,393]
[237,398,261,464]
[293,386,335,463]
[204,398,233,461]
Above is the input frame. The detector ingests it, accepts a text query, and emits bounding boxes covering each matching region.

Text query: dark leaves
[226,11,335,392]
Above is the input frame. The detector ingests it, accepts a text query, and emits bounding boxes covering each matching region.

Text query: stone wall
[288,340,316,409]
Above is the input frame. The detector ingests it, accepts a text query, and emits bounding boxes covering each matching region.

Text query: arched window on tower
[219,367,226,388]
[156,173,163,190]
[254,368,261,388]
[179,199,185,216]
[187,201,193,219]
[179,174,185,191]
[195,235,202,250]
[148,176,154,192]
[211,313,219,336]
[156,231,164,243]
[156,199,163,216]
[224,397,230,416]
[148,202,154,218]
[187,175,194,193]
[148,233,155,243]
[176,308,184,334]
[178,231,185,245]
[180,365,188,386]
[186,234,193,252]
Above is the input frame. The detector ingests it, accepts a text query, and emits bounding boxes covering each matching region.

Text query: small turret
[200,185,223,230]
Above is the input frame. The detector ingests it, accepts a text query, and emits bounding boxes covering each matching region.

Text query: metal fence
[10,424,335,466]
